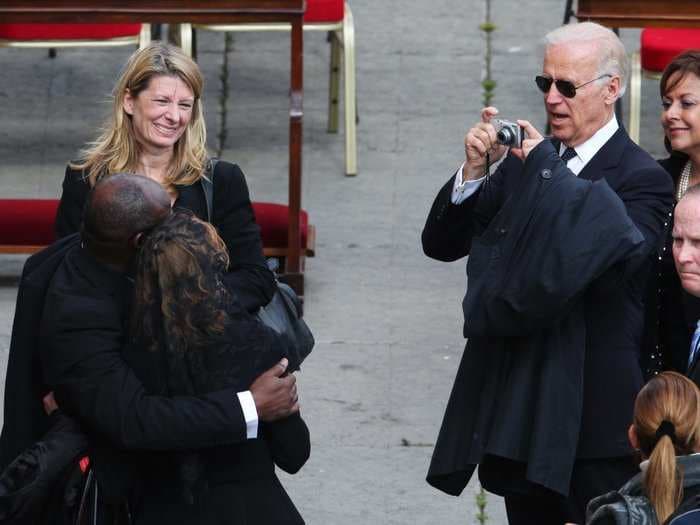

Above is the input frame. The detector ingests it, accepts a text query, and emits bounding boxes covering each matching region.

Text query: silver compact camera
[493,119,524,148]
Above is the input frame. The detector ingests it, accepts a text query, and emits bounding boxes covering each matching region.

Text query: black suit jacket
[423,128,674,496]
[54,161,275,312]
[38,245,251,501]
[647,155,700,379]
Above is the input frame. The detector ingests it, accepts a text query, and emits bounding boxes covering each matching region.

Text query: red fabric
[252,202,309,249]
[79,456,91,474]
[0,199,59,246]
[641,28,700,72]
[0,199,308,250]
[304,0,344,23]
[0,23,142,41]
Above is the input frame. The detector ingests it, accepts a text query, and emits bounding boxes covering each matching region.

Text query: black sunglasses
[535,74,612,98]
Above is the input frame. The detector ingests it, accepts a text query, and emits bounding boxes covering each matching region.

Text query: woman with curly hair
[586,371,700,524]
[55,42,274,312]
[128,210,309,524]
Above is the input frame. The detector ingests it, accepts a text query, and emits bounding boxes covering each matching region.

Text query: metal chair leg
[343,3,357,176]
[327,31,340,133]
[629,50,641,144]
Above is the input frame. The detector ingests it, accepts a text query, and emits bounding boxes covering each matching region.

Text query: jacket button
[541,169,552,179]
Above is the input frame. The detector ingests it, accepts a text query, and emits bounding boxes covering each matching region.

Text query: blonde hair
[633,371,700,523]
[71,42,207,188]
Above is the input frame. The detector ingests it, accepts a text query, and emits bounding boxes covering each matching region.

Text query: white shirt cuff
[451,162,486,204]
[237,391,258,439]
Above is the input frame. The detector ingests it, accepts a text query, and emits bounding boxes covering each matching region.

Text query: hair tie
[654,420,676,445]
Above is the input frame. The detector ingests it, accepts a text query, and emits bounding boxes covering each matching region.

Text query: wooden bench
[0,199,315,269]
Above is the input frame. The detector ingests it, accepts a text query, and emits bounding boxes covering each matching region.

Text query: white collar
[558,113,619,167]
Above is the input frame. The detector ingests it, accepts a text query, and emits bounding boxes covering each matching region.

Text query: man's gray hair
[543,22,628,98]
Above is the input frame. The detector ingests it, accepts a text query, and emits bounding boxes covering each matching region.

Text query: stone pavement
[0,1,665,523]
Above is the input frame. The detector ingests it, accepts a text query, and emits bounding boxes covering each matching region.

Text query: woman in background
[646,50,700,376]
[587,371,700,524]
[55,42,274,312]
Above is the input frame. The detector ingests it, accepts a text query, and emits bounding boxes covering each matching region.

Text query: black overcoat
[423,133,674,497]
[0,234,80,471]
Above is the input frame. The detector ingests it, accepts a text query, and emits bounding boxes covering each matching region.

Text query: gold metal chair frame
[179,2,357,176]
[0,24,151,50]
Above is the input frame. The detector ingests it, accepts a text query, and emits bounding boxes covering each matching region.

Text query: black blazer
[423,128,674,496]
[54,161,275,312]
[650,155,700,379]
[39,245,252,501]
[130,314,310,524]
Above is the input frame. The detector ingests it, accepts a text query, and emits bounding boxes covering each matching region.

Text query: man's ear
[129,232,143,249]
[123,89,135,116]
[604,76,621,106]
[628,424,640,450]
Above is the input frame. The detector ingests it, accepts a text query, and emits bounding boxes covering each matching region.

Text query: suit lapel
[577,128,629,182]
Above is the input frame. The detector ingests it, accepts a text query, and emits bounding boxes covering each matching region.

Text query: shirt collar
[558,113,619,166]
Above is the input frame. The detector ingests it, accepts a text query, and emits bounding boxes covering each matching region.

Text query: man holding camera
[423,22,673,524]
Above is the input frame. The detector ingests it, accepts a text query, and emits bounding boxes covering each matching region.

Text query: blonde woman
[55,42,274,312]
[586,371,700,524]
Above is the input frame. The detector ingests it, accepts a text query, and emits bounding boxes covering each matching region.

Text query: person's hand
[250,358,299,422]
[510,120,544,161]
[462,106,508,181]
[42,391,59,416]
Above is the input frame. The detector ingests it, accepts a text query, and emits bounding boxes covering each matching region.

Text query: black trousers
[479,455,639,525]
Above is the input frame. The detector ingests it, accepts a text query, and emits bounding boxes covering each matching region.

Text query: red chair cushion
[252,202,309,250]
[304,0,344,23]
[0,199,59,246]
[641,28,700,72]
[0,199,308,251]
[0,23,142,41]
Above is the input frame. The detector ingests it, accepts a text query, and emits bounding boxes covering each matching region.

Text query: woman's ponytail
[633,372,700,523]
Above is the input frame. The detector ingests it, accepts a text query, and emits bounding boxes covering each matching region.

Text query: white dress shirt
[237,391,259,439]
[450,114,619,205]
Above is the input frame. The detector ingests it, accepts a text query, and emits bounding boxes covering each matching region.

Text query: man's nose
[545,83,564,104]
[677,242,694,264]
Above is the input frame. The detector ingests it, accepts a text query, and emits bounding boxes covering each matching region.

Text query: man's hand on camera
[462,106,508,181]
[510,120,544,161]
[250,358,300,422]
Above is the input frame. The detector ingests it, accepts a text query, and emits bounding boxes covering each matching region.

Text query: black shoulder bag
[200,160,314,371]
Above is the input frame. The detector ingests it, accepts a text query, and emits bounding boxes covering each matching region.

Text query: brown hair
[71,42,208,188]
[660,50,700,98]
[633,371,700,523]
[130,210,230,364]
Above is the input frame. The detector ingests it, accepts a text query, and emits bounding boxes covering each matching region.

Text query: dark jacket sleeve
[421,158,515,262]
[214,162,276,311]
[261,412,310,474]
[55,166,90,239]
[40,290,247,451]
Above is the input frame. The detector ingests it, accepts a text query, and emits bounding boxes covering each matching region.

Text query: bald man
[672,185,700,385]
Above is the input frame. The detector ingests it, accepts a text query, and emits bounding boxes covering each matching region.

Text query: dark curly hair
[130,209,232,394]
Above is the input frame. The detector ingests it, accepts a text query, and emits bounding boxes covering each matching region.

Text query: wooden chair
[0,23,151,55]
[178,0,357,176]
[628,28,700,143]
[0,200,315,271]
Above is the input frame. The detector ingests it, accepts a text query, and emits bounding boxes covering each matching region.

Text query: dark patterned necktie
[561,147,577,162]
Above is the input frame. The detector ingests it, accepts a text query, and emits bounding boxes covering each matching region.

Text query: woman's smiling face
[662,72,700,158]
[123,74,195,154]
